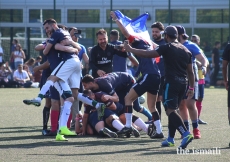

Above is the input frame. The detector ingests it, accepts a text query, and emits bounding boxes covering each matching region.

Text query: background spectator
[0,62,18,88]
[25,58,35,75]
[0,45,4,63]
[12,44,26,69]
[9,39,19,70]
[210,41,221,88]
[13,64,32,88]
[33,56,42,82]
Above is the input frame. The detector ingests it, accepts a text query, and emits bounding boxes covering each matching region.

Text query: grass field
[0,88,230,162]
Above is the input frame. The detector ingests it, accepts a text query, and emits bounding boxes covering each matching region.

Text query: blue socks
[192,120,198,129]
[141,107,152,121]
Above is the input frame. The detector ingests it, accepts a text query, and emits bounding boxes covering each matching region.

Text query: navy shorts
[133,74,160,96]
[163,82,187,110]
[50,86,60,100]
[104,109,116,119]
[88,111,103,128]
[198,84,204,98]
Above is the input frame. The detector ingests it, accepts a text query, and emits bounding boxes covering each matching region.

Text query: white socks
[125,113,132,128]
[59,101,72,128]
[134,118,148,132]
[112,120,124,131]
[154,120,162,134]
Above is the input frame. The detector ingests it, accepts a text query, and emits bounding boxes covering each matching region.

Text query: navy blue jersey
[128,35,160,76]
[41,55,52,77]
[42,42,62,71]
[93,72,134,95]
[111,40,127,72]
[49,28,77,61]
[153,38,166,76]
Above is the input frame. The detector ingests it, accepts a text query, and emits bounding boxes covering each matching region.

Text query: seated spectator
[23,64,34,81]
[13,64,32,88]
[0,62,18,88]
[33,56,43,82]
[25,58,35,75]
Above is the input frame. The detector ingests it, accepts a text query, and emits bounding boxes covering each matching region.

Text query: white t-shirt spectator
[0,47,3,63]
[13,70,29,83]
[14,51,24,63]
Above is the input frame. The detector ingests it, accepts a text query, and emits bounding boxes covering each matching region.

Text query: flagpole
[110,0,113,31]
[168,0,171,25]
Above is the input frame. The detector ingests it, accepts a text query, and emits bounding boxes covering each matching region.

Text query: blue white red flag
[114,10,160,63]
[114,10,153,50]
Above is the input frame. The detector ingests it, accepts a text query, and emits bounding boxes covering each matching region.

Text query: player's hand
[97,70,106,77]
[101,95,110,102]
[124,40,132,52]
[76,113,83,119]
[202,66,207,75]
[110,11,117,20]
[224,81,229,91]
[186,89,194,99]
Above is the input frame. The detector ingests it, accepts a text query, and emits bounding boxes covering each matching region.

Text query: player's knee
[61,90,73,100]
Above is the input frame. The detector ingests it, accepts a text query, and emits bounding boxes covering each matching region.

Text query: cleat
[147,123,156,137]
[150,132,164,139]
[45,131,57,136]
[59,126,76,136]
[198,119,207,124]
[97,103,106,120]
[161,139,175,147]
[42,129,50,136]
[23,99,41,107]
[117,127,133,135]
[102,128,118,138]
[56,134,68,141]
[193,128,201,139]
[132,126,140,138]
[179,134,193,149]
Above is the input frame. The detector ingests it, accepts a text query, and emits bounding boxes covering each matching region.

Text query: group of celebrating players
[23,11,209,150]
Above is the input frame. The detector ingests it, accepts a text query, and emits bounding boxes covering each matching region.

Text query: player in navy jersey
[110,11,163,138]
[79,89,118,138]
[176,25,208,139]
[23,18,107,141]
[151,22,166,120]
[124,25,195,149]
[34,37,52,136]
[110,30,152,121]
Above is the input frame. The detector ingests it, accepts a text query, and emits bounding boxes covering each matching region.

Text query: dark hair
[58,24,67,30]
[191,34,200,42]
[43,18,57,25]
[96,29,107,37]
[36,56,42,60]
[151,22,164,31]
[166,34,177,39]
[13,39,18,44]
[83,89,93,96]
[68,27,76,33]
[110,29,119,36]
[215,41,220,46]
[82,74,95,83]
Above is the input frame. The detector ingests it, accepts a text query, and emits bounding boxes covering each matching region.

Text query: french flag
[114,10,160,62]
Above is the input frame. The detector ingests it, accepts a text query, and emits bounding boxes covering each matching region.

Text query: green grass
[0,88,229,162]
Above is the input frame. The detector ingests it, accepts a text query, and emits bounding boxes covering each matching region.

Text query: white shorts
[51,57,81,87]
